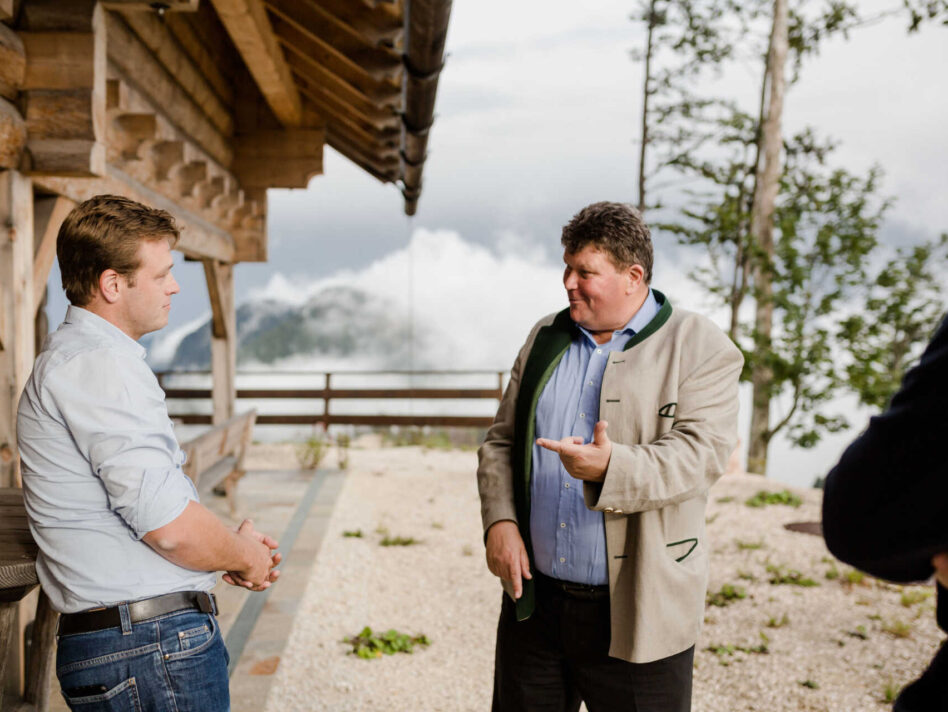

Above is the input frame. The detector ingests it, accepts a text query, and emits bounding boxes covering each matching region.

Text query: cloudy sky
[45,0,946,484]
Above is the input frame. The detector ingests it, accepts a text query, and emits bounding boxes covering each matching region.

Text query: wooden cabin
[0,0,451,705]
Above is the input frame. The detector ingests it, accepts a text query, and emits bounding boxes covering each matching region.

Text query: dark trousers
[492,575,694,712]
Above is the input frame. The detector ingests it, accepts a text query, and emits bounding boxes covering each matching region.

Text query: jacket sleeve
[476,322,544,534]
[584,340,743,513]
[822,315,948,583]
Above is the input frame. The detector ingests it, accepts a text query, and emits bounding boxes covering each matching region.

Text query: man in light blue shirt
[17,195,280,712]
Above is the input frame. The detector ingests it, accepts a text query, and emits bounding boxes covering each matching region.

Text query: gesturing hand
[932,552,948,589]
[224,519,282,592]
[485,520,532,599]
[536,420,612,483]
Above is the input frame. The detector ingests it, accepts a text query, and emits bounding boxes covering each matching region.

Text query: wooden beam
[0,24,25,102]
[20,6,107,177]
[101,0,200,9]
[232,128,323,190]
[265,0,401,77]
[295,0,404,47]
[208,0,303,127]
[106,13,232,167]
[34,166,240,263]
[164,13,235,108]
[326,131,398,183]
[293,70,398,136]
[281,37,399,112]
[0,99,26,170]
[118,11,234,137]
[268,11,400,90]
[0,171,34,489]
[32,196,74,312]
[203,259,236,424]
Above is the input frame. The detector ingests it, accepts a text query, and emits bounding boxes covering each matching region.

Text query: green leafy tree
[903,0,948,30]
[838,233,948,409]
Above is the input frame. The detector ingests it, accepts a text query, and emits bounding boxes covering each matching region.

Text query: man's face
[563,245,638,332]
[120,238,179,340]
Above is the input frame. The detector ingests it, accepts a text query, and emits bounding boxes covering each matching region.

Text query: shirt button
[596,348,602,354]
[560,522,566,528]
[579,413,585,419]
[588,380,594,386]
[564,482,570,488]
[559,557,566,563]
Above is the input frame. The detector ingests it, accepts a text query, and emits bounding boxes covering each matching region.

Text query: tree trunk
[746,0,788,475]
[637,0,659,213]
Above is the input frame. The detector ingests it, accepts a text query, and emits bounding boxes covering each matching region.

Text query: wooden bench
[179,410,257,516]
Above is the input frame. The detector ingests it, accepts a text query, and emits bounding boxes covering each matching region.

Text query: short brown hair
[561,201,653,282]
[57,195,179,306]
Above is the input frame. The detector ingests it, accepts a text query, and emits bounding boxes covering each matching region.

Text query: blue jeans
[56,608,230,712]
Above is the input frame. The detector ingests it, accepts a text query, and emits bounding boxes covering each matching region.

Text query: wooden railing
[156,370,508,428]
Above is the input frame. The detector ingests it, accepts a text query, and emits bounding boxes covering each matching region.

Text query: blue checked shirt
[530,290,660,584]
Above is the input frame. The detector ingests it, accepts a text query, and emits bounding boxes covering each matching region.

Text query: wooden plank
[0,24,25,102]
[0,99,27,171]
[166,387,503,399]
[118,11,234,137]
[203,260,236,423]
[32,196,74,312]
[296,0,403,47]
[209,0,302,127]
[164,14,235,108]
[293,71,397,136]
[34,166,238,263]
[101,0,200,9]
[106,13,233,167]
[0,173,34,489]
[265,0,401,77]
[20,7,108,178]
[269,12,398,97]
[171,414,496,427]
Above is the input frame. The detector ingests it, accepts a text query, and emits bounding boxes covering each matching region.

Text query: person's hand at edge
[485,520,532,599]
[223,519,281,591]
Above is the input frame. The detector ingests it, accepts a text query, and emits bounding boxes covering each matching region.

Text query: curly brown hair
[57,195,180,306]
[561,201,653,283]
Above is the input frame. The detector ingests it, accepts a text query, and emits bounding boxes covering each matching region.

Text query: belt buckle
[198,592,218,616]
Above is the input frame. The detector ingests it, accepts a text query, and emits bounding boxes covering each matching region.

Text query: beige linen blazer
[477,298,743,663]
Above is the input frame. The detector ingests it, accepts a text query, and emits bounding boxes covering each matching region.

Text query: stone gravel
[263,445,943,711]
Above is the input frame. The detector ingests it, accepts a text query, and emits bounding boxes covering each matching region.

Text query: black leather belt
[535,572,609,601]
[58,591,217,636]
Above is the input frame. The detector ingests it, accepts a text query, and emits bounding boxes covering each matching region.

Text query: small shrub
[343,627,431,659]
[901,588,932,608]
[881,619,913,639]
[745,490,802,508]
[707,584,747,607]
[825,564,839,580]
[737,569,757,581]
[846,625,869,640]
[380,535,418,547]
[765,614,789,628]
[843,569,867,585]
[766,564,819,587]
[297,433,328,469]
[736,539,764,551]
[800,679,820,690]
[342,529,363,538]
[716,496,735,503]
[336,433,351,470]
[882,680,901,704]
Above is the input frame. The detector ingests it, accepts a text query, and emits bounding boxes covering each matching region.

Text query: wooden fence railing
[156,370,507,428]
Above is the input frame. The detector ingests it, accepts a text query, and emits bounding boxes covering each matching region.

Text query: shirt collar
[64,305,147,359]
[576,289,659,345]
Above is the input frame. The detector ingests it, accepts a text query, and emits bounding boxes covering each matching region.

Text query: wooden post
[23,589,58,710]
[323,372,331,430]
[0,171,34,489]
[203,259,235,424]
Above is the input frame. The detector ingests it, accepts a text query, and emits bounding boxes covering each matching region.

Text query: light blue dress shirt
[17,306,216,613]
[530,290,660,585]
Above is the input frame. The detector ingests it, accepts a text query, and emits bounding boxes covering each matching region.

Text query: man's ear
[98,269,122,304]
[627,264,646,293]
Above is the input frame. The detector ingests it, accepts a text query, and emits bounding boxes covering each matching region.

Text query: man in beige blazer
[477,201,743,711]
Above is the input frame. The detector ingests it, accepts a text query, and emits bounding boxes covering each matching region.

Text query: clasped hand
[223,519,281,592]
[535,419,612,483]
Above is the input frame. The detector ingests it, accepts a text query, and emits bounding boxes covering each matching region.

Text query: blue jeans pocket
[61,677,142,711]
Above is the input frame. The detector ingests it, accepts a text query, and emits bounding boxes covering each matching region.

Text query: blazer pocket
[666,537,699,563]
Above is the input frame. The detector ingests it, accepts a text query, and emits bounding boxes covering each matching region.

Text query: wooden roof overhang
[0,0,452,266]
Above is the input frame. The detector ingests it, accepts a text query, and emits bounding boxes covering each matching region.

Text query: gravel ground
[263,444,943,711]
